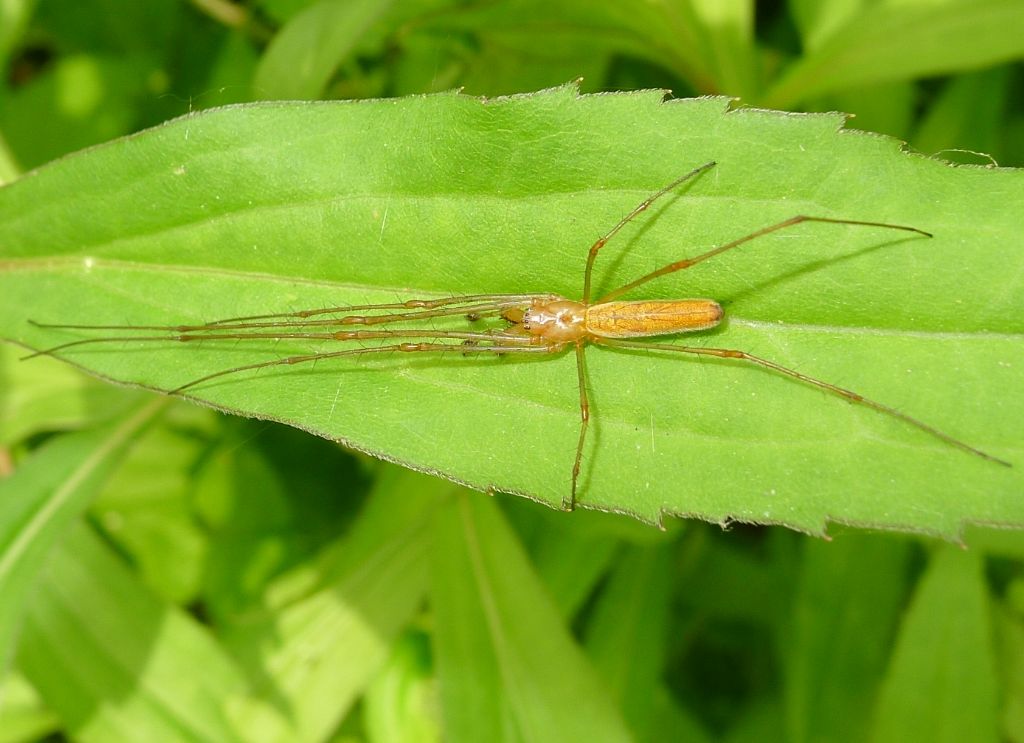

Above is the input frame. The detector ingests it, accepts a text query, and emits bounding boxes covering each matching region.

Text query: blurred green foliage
[0,1,1022,742]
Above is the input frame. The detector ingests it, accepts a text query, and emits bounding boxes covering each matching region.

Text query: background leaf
[254,0,397,100]
[17,524,255,743]
[783,535,909,743]
[1,86,1021,537]
[430,491,633,742]
[767,0,1024,108]
[0,400,164,677]
[871,546,999,742]
[220,466,439,743]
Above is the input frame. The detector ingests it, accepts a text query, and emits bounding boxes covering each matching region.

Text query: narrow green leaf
[17,524,253,743]
[430,492,632,742]
[688,0,760,98]
[871,546,999,743]
[1,86,1021,536]
[254,0,397,99]
[767,0,1024,108]
[783,534,909,743]
[221,466,442,743]
[788,0,863,52]
[0,400,164,675]
[584,542,694,741]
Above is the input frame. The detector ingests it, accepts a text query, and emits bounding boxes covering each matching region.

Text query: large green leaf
[0,85,1021,536]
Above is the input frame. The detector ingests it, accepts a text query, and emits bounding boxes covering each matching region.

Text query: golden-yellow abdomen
[585,300,723,338]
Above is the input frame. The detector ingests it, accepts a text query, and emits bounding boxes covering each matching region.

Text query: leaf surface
[1,85,1021,535]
